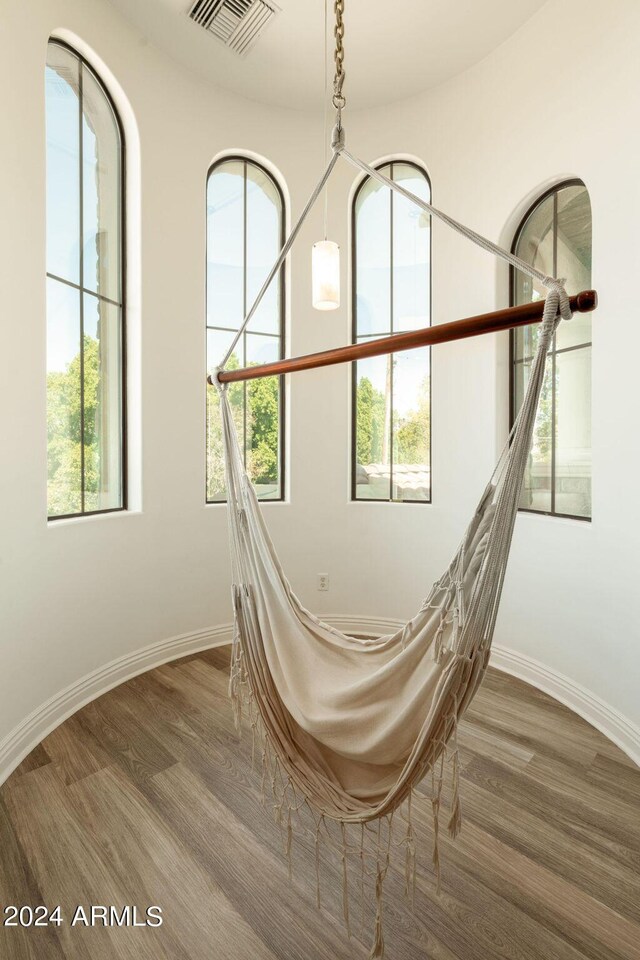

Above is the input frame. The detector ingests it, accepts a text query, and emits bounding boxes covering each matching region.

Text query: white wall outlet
[318,573,329,592]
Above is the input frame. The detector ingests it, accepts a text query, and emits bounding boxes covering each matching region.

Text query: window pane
[392,164,430,333]
[556,184,591,294]
[206,378,246,503]
[246,332,279,367]
[513,192,555,361]
[555,346,591,518]
[354,354,391,500]
[392,348,430,501]
[206,384,225,503]
[515,192,555,283]
[47,278,82,516]
[516,358,553,513]
[246,335,281,499]
[246,164,281,334]
[207,160,245,330]
[207,327,242,376]
[206,329,245,502]
[355,168,391,336]
[83,295,123,511]
[512,317,546,363]
[555,184,592,351]
[46,45,80,285]
[82,64,122,302]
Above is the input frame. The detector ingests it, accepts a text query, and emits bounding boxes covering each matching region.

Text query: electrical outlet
[317,573,329,592]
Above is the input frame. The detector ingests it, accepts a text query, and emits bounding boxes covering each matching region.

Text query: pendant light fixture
[311,0,344,311]
[312,239,340,310]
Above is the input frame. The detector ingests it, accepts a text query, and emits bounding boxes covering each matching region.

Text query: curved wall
[1,0,638,780]
[348,0,640,748]
[0,0,320,774]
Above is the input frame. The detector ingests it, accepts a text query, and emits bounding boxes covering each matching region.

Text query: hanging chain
[332,0,346,114]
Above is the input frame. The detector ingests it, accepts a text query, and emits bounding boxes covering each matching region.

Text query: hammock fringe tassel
[231,666,468,957]
[370,866,385,960]
[448,701,463,840]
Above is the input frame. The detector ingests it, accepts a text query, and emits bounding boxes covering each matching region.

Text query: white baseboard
[1,616,638,787]
[489,644,640,767]
[0,624,232,787]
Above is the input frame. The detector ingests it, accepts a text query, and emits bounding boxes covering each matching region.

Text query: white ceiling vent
[188,0,280,56]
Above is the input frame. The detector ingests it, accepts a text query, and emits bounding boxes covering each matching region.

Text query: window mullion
[78,62,85,515]
[243,161,248,471]
[389,163,394,501]
[550,190,556,515]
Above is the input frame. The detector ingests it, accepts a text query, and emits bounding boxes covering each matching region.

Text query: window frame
[350,159,432,504]
[205,155,286,504]
[509,177,591,522]
[46,37,127,521]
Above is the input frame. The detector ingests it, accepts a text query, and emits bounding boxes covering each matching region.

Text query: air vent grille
[188,0,280,56]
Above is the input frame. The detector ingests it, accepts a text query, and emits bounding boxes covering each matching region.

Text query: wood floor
[1,646,639,960]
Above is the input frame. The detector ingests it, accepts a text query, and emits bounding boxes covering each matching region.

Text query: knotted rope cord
[459,290,567,658]
[339,147,571,295]
[217,141,569,375]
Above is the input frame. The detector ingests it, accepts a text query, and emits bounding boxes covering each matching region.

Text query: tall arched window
[352,161,431,502]
[46,39,125,519]
[511,180,592,520]
[206,157,285,502]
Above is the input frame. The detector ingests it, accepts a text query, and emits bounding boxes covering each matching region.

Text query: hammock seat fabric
[217,253,571,955]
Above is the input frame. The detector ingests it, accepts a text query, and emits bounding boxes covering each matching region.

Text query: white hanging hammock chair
[215,217,572,958]
[211,19,584,952]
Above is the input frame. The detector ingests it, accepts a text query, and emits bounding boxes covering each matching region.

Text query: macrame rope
[448,697,462,840]
[340,147,574,295]
[217,136,571,376]
[341,821,351,936]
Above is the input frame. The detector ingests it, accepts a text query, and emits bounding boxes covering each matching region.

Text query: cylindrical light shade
[312,240,340,311]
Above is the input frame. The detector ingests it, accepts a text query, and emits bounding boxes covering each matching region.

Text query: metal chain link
[332,0,346,113]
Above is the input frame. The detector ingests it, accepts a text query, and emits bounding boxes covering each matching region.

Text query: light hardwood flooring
[1,646,639,960]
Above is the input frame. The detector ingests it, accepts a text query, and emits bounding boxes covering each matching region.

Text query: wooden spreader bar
[210,290,597,386]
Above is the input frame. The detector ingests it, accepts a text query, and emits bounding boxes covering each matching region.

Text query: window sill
[205,500,288,509]
[348,498,433,507]
[517,509,592,527]
[47,509,142,528]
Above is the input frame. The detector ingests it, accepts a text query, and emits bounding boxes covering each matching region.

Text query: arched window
[511,180,592,520]
[352,161,431,502]
[206,157,285,502]
[46,39,125,519]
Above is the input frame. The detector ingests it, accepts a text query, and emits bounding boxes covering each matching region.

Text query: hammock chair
[211,7,597,956]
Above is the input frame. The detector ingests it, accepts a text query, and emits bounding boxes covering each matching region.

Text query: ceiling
[109,0,549,111]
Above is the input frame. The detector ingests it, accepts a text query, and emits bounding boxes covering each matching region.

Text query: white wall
[1,0,638,779]
[348,0,640,734]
